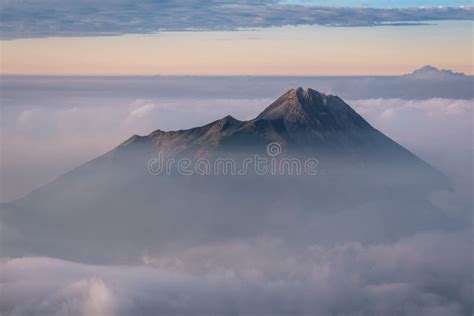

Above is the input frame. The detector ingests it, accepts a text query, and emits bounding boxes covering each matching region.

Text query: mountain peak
[287,87,327,98]
[257,87,326,121]
[220,115,240,124]
[256,87,370,132]
[406,65,466,79]
[119,88,377,156]
[206,115,242,135]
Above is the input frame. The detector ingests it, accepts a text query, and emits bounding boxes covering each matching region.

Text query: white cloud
[17,109,38,125]
[1,1,472,39]
[352,98,472,117]
[38,278,115,316]
[350,98,473,178]
[128,100,156,119]
[1,230,472,316]
[380,108,396,120]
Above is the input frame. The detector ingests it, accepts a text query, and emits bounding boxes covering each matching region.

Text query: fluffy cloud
[350,98,473,178]
[352,98,472,117]
[1,1,472,39]
[127,100,156,119]
[1,230,472,315]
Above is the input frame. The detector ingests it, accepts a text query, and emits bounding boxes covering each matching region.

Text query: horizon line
[2,74,472,78]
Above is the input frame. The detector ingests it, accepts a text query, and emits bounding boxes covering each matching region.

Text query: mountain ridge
[8,87,448,208]
[114,87,425,166]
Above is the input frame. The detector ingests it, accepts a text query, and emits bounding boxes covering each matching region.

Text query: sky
[0,0,473,75]
[282,0,473,7]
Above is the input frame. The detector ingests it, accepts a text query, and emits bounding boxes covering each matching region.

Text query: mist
[2,229,472,316]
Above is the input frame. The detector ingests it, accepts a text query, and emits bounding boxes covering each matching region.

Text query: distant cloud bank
[1,0,472,39]
[1,230,472,316]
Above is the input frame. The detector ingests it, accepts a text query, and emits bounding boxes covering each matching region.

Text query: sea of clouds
[1,229,472,316]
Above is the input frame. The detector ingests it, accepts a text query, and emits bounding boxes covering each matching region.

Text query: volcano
[1,88,449,263]
[114,87,432,165]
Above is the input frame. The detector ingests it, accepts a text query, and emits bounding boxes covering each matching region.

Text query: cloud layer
[1,0,472,39]
[1,230,472,316]
[350,98,473,178]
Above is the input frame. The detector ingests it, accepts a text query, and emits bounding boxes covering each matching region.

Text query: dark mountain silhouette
[1,88,451,263]
[113,88,434,166]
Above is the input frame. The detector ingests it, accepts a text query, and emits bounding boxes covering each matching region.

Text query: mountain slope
[1,88,451,263]
[113,87,432,169]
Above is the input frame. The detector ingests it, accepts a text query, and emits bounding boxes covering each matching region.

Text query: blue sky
[1,0,472,39]
[282,0,472,8]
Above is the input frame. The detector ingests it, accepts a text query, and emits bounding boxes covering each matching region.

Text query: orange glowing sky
[1,21,472,76]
